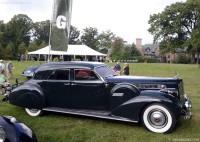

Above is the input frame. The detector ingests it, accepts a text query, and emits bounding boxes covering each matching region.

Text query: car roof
[37,61,106,71]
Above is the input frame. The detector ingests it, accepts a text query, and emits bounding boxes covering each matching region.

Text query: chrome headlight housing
[0,127,6,142]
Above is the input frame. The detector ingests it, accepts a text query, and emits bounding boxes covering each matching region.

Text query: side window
[75,69,99,80]
[48,69,70,80]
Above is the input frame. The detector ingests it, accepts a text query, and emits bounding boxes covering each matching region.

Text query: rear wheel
[25,108,43,117]
[142,104,176,133]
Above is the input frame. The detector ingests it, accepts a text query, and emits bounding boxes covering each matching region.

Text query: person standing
[114,61,121,75]
[198,58,200,68]
[17,54,20,62]
[123,63,129,75]
[6,61,14,79]
[0,60,6,76]
[0,70,8,95]
[21,54,25,62]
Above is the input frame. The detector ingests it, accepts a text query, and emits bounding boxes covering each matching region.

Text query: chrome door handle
[71,83,76,86]
[64,83,70,85]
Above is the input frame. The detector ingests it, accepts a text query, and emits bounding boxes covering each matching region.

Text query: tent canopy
[28,45,107,56]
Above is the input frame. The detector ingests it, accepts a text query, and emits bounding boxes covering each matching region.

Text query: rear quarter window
[34,70,52,80]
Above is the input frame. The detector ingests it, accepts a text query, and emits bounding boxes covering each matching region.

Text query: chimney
[136,38,144,57]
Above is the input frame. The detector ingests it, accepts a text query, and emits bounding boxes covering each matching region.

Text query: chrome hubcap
[29,109,39,113]
[148,110,167,128]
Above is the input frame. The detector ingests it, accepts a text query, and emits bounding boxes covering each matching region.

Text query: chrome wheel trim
[143,105,173,133]
[25,108,42,117]
[148,110,167,129]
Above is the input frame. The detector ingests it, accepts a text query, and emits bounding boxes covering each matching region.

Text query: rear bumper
[181,94,192,119]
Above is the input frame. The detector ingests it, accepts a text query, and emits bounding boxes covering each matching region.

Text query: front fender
[0,116,38,142]
[9,83,46,109]
[111,90,181,122]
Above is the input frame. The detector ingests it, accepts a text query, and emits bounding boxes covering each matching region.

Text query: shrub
[53,57,59,62]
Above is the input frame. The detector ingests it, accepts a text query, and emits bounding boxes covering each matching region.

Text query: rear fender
[9,83,46,109]
[111,90,181,121]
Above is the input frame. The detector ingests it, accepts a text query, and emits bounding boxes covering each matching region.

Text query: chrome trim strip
[42,108,138,123]
[112,93,124,96]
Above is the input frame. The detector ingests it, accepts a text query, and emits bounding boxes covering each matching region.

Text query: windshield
[95,65,117,78]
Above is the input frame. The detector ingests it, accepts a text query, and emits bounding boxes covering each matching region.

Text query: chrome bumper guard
[181,94,192,119]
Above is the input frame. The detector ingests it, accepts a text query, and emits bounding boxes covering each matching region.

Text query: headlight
[0,127,6,142]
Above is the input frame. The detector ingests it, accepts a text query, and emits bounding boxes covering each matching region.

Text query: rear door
[43,69,70,108]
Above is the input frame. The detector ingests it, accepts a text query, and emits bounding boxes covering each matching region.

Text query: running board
[43,107,138,123]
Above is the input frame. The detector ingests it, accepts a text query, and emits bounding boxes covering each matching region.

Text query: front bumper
[181,94,192,119]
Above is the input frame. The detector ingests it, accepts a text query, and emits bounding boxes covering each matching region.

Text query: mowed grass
[0,61,200,142]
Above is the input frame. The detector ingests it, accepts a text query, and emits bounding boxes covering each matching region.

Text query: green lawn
[0,61,200,142]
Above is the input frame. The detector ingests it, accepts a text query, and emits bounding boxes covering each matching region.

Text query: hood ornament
[174,70,179,78]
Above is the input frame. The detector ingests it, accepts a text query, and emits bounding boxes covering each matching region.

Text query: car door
[70,69,109,110]
[43,69,70,108]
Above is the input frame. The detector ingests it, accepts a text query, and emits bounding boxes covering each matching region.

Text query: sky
[0,0,186,45]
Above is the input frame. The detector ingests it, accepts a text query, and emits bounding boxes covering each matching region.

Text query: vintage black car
[21,66,38,78]
[0,116,37,142]
[8,61,192,133]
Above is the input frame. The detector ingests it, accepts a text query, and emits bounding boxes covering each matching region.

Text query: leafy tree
[97,30,116,49]
[32,20,50,46]
[4,42,14,59]
[38,40,47,49]
[28,42,38,52]
[110,37,124,60]
[0,20,6,48]
[121,45,132,60]
[81,27,99,50]
[18,42,26,55]
[69,25,80,44]
[130,43,141,57]
[148,0,200,62]
[6,14,33,47]
[0,44,3,59]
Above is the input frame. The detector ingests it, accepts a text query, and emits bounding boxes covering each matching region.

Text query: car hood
[106,75,182,85]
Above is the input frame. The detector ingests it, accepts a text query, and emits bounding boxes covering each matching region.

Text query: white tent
[28,45,107,61]
[28,45,106,56]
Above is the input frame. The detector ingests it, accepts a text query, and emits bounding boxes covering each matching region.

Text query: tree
[0,20,6,48]
[0,44,3,59]
[38,40,47,49]
[4,42,14,59]
[110,37,125,60]
[28,42,38,52]
[6,14,33,47]
[18,42,26,55]
[148,0,200,62]
[3,14,33,59]
[32,20,50,45]
[97,30,116,49]
[69,25,80,44]
[81,27,99,50]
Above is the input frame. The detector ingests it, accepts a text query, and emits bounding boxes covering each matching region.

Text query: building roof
[142,43,159,55]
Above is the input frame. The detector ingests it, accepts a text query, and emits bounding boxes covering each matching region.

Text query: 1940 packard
[8,61,192,133]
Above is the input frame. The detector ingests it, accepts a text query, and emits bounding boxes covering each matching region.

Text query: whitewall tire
[142,104,176,133]
[25,108,43,117]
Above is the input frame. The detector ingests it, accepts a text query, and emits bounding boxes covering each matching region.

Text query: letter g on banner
[56,15,67,29]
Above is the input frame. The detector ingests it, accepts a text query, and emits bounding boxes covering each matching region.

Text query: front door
[70,69,109,110]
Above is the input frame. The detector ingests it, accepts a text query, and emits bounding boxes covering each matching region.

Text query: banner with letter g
[51,0,73,51]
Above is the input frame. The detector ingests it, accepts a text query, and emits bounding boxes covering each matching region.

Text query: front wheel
[25,108,43,117]
[142,104,176,133]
